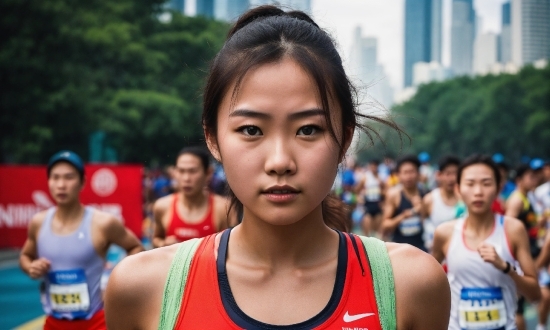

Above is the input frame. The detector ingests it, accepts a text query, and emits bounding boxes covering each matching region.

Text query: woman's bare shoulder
[105,244,179,329]
[386,242,451,330]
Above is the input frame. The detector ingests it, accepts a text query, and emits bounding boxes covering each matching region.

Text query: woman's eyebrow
[229,108,325,120]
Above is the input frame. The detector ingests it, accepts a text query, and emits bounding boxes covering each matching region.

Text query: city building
[167,0,185,13]
[412,61,450,86]
[349,27,394,109]
[511,0,550,65]
[450,0,476,76]
[403,0,434,87]
[214,0,249,21]
[431,0,443,63]
[196,0,214,18]
[473,32,499,75]
[500,1,512,63]
[250,0,311,13]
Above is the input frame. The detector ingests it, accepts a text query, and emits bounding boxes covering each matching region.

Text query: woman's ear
[205,128,221,162]
[339,126,355,163]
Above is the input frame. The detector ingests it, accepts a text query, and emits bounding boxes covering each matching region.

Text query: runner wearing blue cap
[19,150,144,330]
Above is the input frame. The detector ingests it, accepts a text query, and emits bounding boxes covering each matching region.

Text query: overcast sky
[311,0,507,90]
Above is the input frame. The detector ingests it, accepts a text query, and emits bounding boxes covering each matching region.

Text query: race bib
[399,216,422,236]
[48,269,90,318]
[366,186,381,201]
[458,287,507,330]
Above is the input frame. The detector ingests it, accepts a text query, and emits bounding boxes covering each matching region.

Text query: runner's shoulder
[433,220,457,240]
[28,209,49,233]
[90,208,124,231]
[386,242,450,325]
[502,216,528,236]
[386,186,401,200]
[106,244,178,306]
[153,193,174,214]
[422,190,433,204]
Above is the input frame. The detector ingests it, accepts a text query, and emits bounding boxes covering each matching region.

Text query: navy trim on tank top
[216,228,348,329]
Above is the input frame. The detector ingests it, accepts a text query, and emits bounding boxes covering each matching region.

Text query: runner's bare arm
[152,196,170,248]
[19,211,51,278]
[503,217,541,302]
[102,215,144,256]
[505,195,522,218]
[105,246,176,329]
[389,243,451,329]
[536,234,550,269]
[422,192,433,219]
[381,189,410,234]
[431,221,455,263]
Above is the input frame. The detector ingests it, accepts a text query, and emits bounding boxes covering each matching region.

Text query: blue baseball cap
[47,150,85,177]
[418,152,430,163]
[530,158,544,171]
[492,153,504,164]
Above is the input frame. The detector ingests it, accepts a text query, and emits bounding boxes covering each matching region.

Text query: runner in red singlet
[105,6,450,330]
[152,147,237,247]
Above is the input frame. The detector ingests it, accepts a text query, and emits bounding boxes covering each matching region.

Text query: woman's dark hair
[457,154,501,188]
[438,155,461,172]
[395,154,421,172]
[202,6,402,232]
[177,146,210,172]
[514,164,532,181]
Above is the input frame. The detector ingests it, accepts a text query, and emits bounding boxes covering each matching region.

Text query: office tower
[250,0,311,13]
[511,0,550,65]
[473,32,499,74]
[196,0,214,18]
[413,61,450,86]
[403,0,433,87]
[166,0,185,13]
[501,2,512,63]
[431,0,443,63]
[450,0,476,76]
[215,0,249,21]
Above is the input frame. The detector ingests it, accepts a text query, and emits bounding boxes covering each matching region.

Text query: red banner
[0,164,143,248]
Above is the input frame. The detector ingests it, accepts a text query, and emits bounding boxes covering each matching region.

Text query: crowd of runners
[15,4,550,330]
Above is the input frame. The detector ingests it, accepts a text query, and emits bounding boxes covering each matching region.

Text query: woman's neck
[231,205,339,269]
[56,202,85,224]
[465,210,494,234]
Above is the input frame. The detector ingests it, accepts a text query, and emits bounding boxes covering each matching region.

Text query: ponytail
[322,194,351,232]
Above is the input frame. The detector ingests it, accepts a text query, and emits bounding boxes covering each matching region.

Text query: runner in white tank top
[446,215,516,330]
[432,154,540,330]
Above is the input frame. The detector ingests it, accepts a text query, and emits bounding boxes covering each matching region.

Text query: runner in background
[356,159,385,236]
[19,150,143,330]
[382,154,426,251]
[419,152,436,193]
[533,160,550,330]
[506,163,540,330]
[422,155,461,250]
[152,147,237,247]
[432,154,540,330]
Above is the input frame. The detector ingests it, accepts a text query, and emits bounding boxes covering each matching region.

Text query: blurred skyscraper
[511,0,550,65]
[350,27,394,108]
[196,0,214,18]
[167,0,185,13]
[250,0,311,13]
[450,0,476,76]
[500,2,512,63]
[473,32,499,75]
[403,0,442,87]
[214,0,249,21]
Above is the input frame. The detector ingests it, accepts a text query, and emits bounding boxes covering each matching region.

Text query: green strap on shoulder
[358,236,396,330]
[158,238,202,330]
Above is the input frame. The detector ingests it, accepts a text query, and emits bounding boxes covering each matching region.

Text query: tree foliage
[0,0,229,164]
[358,65,550,163]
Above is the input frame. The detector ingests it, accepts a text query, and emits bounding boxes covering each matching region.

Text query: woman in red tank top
[166,193,216,242]
[105,6,450,330]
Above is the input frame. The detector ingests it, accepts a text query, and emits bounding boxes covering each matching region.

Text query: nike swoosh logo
[343,311,375,322]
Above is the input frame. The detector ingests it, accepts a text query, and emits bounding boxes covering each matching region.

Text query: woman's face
[208,58,346,226]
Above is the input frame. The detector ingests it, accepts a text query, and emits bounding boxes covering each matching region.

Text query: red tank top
[166,194,216,242]
[174,230,383,329]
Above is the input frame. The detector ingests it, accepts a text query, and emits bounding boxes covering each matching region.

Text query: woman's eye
[240,126,262,136]
[297,125,319,136]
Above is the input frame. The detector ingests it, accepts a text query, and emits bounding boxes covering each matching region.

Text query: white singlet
[431,188,457,227]
[447,215,517,330]
[363,170,382,202]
